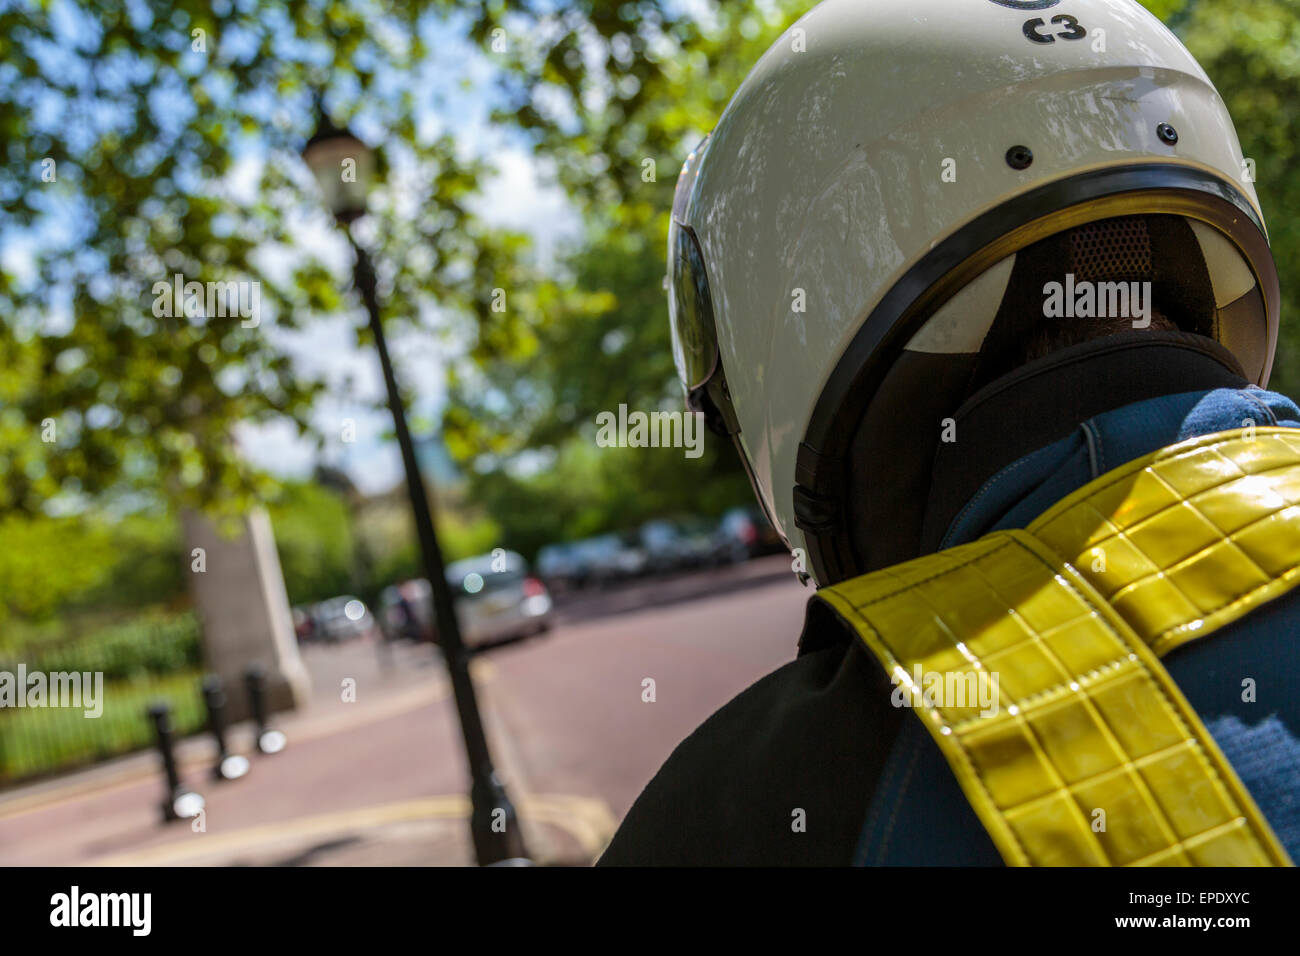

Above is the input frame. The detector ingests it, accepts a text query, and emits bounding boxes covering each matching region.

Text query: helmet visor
[668,137,720,393]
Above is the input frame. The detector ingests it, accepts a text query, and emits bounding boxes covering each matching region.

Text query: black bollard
[201,675,249,781]
[244,665,286,755]
[146,702,204,823]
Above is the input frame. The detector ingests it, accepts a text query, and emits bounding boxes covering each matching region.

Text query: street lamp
[302,108,528,865]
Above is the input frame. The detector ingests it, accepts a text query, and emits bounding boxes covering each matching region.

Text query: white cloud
[472,147,581,263]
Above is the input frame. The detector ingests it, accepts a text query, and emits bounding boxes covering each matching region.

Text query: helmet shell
[675,0,1272,567]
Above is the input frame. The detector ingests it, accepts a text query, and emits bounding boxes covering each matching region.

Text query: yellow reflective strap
[1029,428,1300,657]
[819,428,1299,866]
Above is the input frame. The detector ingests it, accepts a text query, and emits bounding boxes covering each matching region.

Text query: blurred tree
[0,0,526,517]
[451,1,807,414]
[0,477,389,636]
[269,474,502,607]
[1158,0,1300,395]
[77,510,186,610]
[464,438,750,561]
[362,508,502,590]
[267,481,354,606]
[439,1,807,539]
[0,513,115,621]
[0,506,186,632]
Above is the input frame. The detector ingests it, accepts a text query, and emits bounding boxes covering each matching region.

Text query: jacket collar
[920,330,1248,553]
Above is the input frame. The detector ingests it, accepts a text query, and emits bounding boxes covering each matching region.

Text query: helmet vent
[1069,217,1153,282]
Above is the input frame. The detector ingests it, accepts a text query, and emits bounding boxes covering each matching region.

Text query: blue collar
[941,386,1300,549]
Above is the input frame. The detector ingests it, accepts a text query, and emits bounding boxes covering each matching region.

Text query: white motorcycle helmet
[669,0,1279,586]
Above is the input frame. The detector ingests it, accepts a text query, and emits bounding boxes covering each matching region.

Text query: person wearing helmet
[599,0,1300,866]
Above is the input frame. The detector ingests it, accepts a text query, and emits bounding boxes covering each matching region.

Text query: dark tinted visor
[668,137,719,393]
[669,220,719,391]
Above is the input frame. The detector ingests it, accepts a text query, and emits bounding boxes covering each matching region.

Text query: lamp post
[302,111,527,865]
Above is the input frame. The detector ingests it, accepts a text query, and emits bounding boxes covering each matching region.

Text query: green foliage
[0,514,116,621]
[360,501,503,586]
[0,1,528,517]
[463,1,805,219]
[0,509,184,628]
[8,611,202,682]
[0,606,204,781]
[267,482,355,605]
[463,434,748,561]
[0,609,204,782]
[78,511,186,611]
[1172,0,1300,394]
[437,509,504,563]
[441,2,808,536]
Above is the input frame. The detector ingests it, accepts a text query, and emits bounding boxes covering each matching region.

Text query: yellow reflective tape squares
[820,428,1300,866]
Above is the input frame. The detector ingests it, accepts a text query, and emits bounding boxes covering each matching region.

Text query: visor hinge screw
[1006,145,1034,170]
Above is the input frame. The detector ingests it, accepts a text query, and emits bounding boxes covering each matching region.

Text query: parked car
[716,506,786,561]
[312,595,376,643]
[383,551,554,648]
[536,542,584,591]
[639,518,716,573]
[608,533,650,582]
[676,516,733,567]
[446,550,554,646]
[570,534,647,588]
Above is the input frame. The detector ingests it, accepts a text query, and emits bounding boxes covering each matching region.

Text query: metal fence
[0,613,205,787]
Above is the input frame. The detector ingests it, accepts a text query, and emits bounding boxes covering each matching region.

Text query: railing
[0,613,205,787]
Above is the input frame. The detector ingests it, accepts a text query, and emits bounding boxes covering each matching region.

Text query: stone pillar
[182,509,312,722]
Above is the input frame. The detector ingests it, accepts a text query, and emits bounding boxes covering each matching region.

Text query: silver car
[445,550,554,647]
[380,552,555,648]
[312,595,377,643]
[444,551,554,647]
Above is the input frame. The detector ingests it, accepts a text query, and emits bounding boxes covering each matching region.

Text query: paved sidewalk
[0,639,442,818]
[0,640,602,866]
[0,557,805,867]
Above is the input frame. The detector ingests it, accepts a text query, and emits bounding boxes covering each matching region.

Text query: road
[489,554,806,819]
[0,555,809,865]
